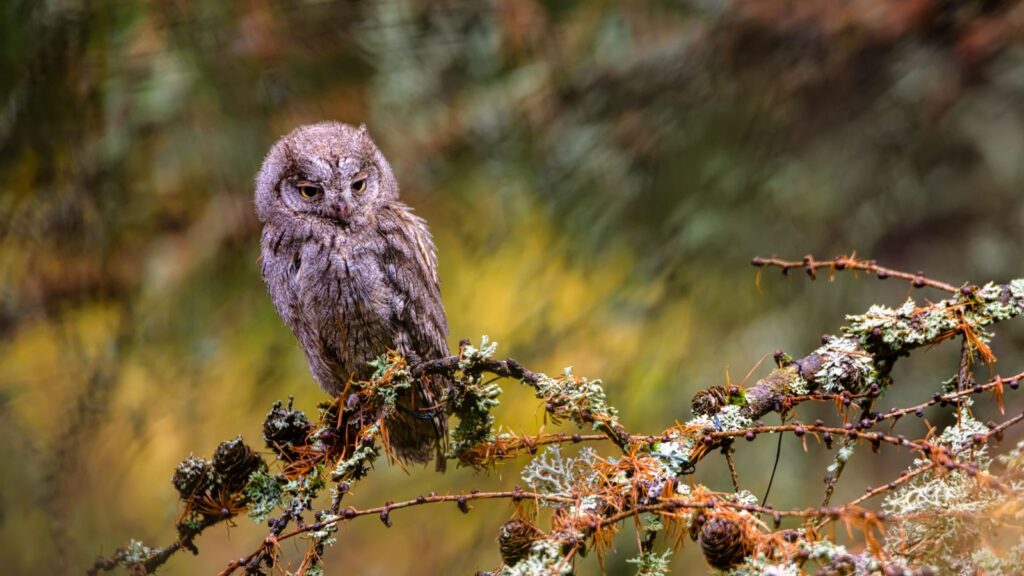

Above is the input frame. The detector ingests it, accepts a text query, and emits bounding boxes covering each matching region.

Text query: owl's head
[255,122,399,227]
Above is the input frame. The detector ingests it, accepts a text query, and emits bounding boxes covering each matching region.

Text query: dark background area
[1,1,1023,574]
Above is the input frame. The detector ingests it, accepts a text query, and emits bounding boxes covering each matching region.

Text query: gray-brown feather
[255,122,449,469]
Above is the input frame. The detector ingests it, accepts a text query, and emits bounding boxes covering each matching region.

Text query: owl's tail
[389,374,448,471]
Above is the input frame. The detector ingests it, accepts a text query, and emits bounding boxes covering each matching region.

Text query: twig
[725,449,742,493]
[751,254,959,293]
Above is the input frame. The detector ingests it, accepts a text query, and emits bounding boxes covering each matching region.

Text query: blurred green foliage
[2,0,1024,574]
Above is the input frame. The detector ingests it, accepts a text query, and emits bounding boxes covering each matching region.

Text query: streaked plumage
[255,122,448,469]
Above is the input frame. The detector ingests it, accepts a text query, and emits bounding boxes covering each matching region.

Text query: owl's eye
[351,178,367,193]
[296,182,322,199]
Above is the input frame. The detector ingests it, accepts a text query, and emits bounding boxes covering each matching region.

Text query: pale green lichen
[826,445,855,475]
[997,437,1024,475]
[244,469,286,523]
[786,373,810,396]
[448,363,503,460]
[331,425,381,481]
[627,549,672,575]
[651,405,752,477]
[1009,278,1024,301]
[533,367,620,429]
[501,539,573,576]
[447,337,508,460]
[936,411,990,462]
[678,405,752,449]
[845,299,956,351]
[976,283,1010,317]
[123,539,155,565]
[571,494,605,518]
[881,414,1014,574]
[793,539,893,575]
[685,404,753,433]
[731,489,758,507]
[640,512,664,533]
[972,539,1024,576]
[458,335,499,371]
[520,446,597,506]
[813,336,879,393]
[650,434,695,476]
[797,539,848,563]
[718,555,799,576]
[844,281,1024,357]
[365,354,412,407]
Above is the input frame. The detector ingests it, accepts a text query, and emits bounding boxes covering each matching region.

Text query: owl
[255,122,449,470]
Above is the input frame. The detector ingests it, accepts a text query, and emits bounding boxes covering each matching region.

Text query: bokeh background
[2,1,1024,574]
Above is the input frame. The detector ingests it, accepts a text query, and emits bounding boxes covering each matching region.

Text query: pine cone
[171,455,214,501]
[212,436,264,491]
[691,386,728,416]
[499,519,542,567]
[699,517,753,569]
[263,401,313,461]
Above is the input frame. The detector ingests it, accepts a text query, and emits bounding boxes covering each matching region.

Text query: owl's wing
[376,202,449,359]
[376,202,450,470]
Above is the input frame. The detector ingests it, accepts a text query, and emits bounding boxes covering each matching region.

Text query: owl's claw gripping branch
[91,257,1024,576]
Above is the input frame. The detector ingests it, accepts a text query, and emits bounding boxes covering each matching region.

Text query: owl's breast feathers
[261,207,446,379]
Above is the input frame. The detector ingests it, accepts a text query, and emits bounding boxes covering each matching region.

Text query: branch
[751,253,960,293]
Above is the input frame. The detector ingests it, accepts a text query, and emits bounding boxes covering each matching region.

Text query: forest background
[2,1,1024,574]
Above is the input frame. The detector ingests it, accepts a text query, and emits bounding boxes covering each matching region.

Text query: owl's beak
[332,199,353,223]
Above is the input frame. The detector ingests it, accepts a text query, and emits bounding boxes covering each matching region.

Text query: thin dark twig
[751,254,959,293]
[725,449,741,493]
[762,431,783,506]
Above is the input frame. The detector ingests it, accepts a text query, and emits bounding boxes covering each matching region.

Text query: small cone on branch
[699,516,753,569]
[263,400,313,461]
[499,519,543,567]
[691,386,728,416]
[171,455,214,501]
[212,436,264,491]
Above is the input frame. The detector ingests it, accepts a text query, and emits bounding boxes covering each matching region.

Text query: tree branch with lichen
[90,256,1024,576]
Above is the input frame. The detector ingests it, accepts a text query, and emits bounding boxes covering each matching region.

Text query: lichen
[627,549,673,575]
[972,539,1024,576]
[936,412,990,462]
[501,539,573,576]
[845,299,956,351]
[532,367,620,430]
[650,434,696,477]
[520,446,597,506]
[364,353,412,407]
[843,281,1024,358]
[651,405,753,477]
[244,469,286,523]
[331,425,380,481]
[826,445,855,475]
[812,336,879,394]
[123,539,155,565]
[998,438,1024,477]
[458,335,499,371]
[448,360,503,461]
[731,489,758,507]
[718,555,799,576]
[881,414,1012,574]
